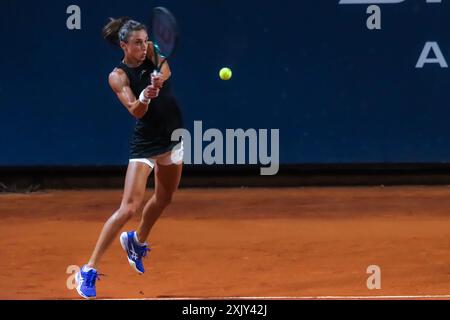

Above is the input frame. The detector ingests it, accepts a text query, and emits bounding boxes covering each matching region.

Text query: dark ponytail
[102,17,130,45]
[102,17,147,46]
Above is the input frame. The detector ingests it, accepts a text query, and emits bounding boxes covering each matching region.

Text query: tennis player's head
[103,17,148,62]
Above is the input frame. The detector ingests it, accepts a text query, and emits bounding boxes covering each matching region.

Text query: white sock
[82,265,95,272]
[133,231,146,246]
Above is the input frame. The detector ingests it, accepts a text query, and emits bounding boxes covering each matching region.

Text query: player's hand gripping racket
[149,7,179,84]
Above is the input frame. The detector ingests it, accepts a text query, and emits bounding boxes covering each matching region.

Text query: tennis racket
[149,7,179,77]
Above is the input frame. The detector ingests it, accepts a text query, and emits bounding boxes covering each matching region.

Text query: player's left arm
[158,57,171,82]
[147,42,171,86]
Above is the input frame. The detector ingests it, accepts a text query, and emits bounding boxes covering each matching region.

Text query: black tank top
[117,57,183,152]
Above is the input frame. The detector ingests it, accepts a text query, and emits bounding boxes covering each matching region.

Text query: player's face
[122,30,148,62]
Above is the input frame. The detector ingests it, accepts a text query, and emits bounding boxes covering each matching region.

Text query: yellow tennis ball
[219,67,232,80]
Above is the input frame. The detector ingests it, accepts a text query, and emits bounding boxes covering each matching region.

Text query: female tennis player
[75,17,184,299]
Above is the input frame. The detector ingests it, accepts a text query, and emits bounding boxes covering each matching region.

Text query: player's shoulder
[146,42,156,62]
[109,68,129,86]
[109,67,127,79]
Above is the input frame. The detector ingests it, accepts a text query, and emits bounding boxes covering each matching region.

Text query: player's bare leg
[136,162,183,243]
[87,162,152,269]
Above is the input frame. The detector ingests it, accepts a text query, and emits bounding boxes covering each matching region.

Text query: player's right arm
[108,68,159,119]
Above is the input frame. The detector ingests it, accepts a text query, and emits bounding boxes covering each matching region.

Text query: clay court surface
[1,186,450,300]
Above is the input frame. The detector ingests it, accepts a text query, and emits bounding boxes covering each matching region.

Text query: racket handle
[151,70,156,86]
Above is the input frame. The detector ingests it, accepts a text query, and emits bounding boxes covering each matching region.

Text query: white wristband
[139,90,151,105]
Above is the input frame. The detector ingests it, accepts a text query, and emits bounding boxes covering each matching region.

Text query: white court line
[97,295,450,300]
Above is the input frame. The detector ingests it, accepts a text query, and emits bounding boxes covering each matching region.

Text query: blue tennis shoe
[76,265,101,299]
[120,231,150,274]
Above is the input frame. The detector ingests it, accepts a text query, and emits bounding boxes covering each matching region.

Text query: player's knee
[155,193,173,209]
[117,205,138,221]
